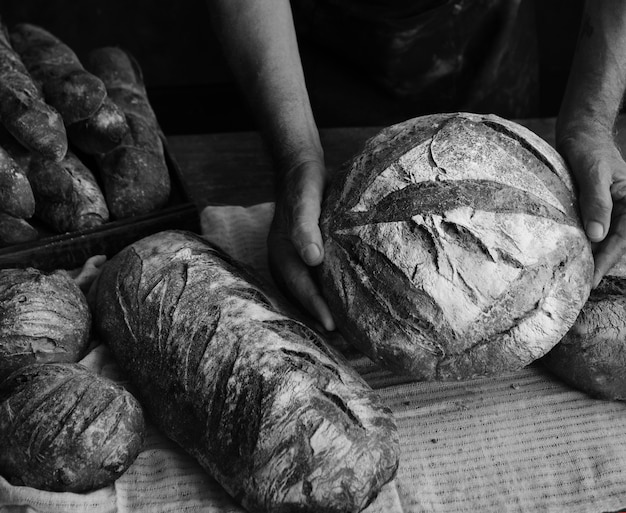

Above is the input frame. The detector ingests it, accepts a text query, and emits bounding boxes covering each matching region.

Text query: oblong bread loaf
[94,230,399,513]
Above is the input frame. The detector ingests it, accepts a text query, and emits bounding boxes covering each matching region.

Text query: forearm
[557,0,626,143]
[208,0,322,173]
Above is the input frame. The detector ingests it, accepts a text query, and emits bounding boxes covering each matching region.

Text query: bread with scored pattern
[94,229,399,513]
[320,112,594,380]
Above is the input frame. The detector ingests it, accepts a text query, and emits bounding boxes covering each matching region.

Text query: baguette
[10,23,107,125]
[0,20,66,161]
[87,47,170,219]
[28,150,109,232]
[94,230,399,513]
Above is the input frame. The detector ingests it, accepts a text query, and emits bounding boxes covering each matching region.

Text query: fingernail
[586,221,604,241]
[302,243,321,264]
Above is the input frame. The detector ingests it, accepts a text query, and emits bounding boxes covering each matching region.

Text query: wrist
[556,110,616,156]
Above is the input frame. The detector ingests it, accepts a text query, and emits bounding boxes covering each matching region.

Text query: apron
[291,0,540,119]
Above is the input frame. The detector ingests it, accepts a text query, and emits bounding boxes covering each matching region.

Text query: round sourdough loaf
[320,112,594,380]
[542,258,626,400]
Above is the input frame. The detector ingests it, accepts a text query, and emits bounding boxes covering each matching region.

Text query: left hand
[558,129,626,287]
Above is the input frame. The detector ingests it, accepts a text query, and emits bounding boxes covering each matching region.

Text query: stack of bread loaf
[0,18,170,247]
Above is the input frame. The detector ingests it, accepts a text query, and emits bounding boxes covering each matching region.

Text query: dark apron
[291,0,540,119]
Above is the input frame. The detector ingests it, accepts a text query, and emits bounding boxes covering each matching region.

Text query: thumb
[576,164,613,243]
[291,196,324,266]
[287,163,327,266]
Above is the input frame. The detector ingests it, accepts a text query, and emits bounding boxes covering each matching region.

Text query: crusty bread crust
[320,113,594,380]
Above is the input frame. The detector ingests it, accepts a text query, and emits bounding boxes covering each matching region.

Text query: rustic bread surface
[0,267,91,380]
[0,142,34,218]
[94,230,399,513]
[87,47,170,219]
[10,23,107,125]
[0,20,66,161]
[66,96,129,155]
[0,362,145,492]
[542,258,626,400]
[320,112,594,380]
[0,212,37,246]
[28,150,109,232]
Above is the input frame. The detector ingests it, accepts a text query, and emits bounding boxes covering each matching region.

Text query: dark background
[1,0,584,135]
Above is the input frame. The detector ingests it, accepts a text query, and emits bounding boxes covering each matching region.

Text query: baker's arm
[556,0,626,287]
[207,0,335,330]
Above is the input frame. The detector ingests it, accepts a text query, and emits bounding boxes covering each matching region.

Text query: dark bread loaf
[87,47,170,219]
[9,23,130,155]
[9,23,107,125]
[0,267,91,380]
[0,142,34,219]
[541,260,626,400]
[320,112,594,380]
[0,20,66,161]
[0,362,145,492]
[28,150,109,232]
[65,96,130,155]
[94,230,399,513]
[0,212,37,246]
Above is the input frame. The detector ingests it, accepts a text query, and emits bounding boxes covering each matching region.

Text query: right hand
[268,159,336,331]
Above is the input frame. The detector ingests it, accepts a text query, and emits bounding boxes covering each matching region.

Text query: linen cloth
[2,202,626,513]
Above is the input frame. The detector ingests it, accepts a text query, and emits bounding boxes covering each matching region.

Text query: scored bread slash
[320,112,594,381]
[87,46,170,219]
[0,19,67,161]
[94,230,399,513]
[28,150,110,233]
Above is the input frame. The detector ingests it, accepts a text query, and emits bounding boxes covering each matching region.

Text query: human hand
[70,254,107,293]
[268,160,336,331]
[558,130,626,287]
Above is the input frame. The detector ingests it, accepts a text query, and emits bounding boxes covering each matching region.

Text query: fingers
[591,192,626,287]
[269,159,335,330]
[286,161,326,266]
[70,254,107,293]
[268,230,335,331]
[571,154,614,243]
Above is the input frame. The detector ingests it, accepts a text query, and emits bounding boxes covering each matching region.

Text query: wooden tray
[0,137,201,271]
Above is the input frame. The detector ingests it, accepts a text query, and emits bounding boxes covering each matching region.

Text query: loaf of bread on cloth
[0,19,66,162]
[86,47,170,219]
[542,256,626,401]
[93,230,399,513]
[9,23,129,155]
[320,112,594,380]
[0,362,145,492]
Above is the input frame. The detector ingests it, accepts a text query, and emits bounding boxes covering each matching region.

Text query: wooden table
[166,117,562,210]
[168,113,626,211]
